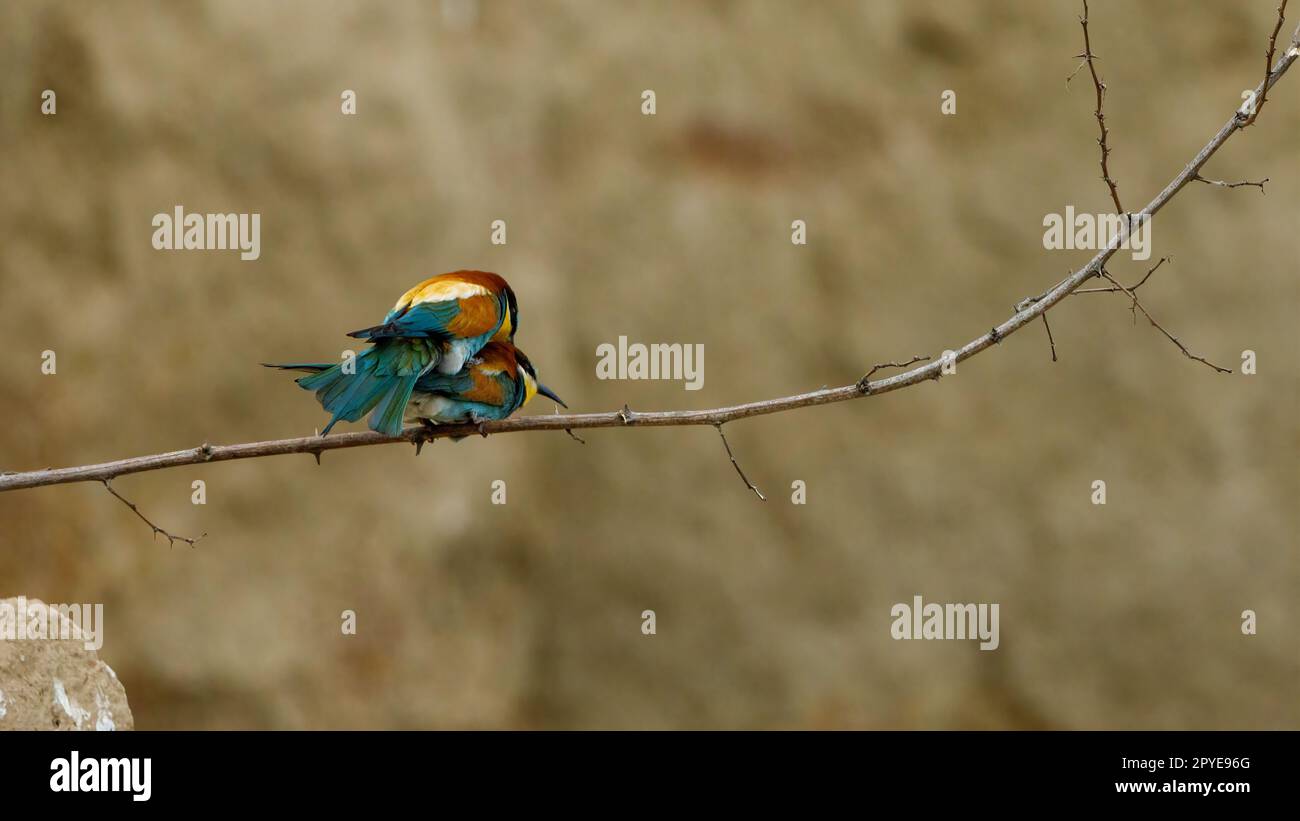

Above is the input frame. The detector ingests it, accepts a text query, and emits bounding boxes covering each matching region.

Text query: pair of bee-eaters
[266,270,564,437]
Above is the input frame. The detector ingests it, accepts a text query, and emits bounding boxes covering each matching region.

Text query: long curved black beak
[537,382,567,408]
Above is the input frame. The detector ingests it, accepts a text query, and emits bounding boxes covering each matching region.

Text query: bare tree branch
[102,480,205,548]
[715,424,765,501]
[1073,255,1172,295]
[859,355,931,391]
[1243,0,1290,126]
[1072,0,1124,214]
[1097,269,1233,373]
[1,14,1297,502]
[1192,173,1268,193]
[1039,313,1058,362]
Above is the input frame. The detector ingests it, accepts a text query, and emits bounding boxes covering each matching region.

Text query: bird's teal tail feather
[262,363,331,374]
[264,338,437,436]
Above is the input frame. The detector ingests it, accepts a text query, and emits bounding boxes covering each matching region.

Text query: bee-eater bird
[407,341,565,426]
[264,270,520,436]
[271,341,564,435]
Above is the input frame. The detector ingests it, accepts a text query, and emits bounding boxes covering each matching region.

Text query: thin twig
[1015,281,1069,361]
[1243,0,1289,126]
[714,424,765,501]
[1065,57,1088,86]
[1040,313,1058,362]
[1192,174,1268,193]
[1074,255,1171,294]
[1077,256,1171,327]
[102,480,205,548]
[1097,269,1232,373]
[859,355,930,391]
[1076,0,1124,213]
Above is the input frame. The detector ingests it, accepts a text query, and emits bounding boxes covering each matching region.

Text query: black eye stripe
[506,289,519,335]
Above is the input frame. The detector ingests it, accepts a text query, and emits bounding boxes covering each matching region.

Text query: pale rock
[0,597,133,730]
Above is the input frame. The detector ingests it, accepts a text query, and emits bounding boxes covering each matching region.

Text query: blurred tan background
[0,0,1295,729]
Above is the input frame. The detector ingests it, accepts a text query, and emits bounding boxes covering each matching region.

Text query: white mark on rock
[94,688,115,731]
[52,678,90,729]
[0,688,7,720]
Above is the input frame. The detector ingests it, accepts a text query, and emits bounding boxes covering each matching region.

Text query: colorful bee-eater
[271,341,564,435]
[264,270,520,436]
[407,341,565,425]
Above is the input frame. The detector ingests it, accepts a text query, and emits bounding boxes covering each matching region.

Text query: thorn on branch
[1193,174,1268,193]
[412,423,433,456]
[102,479,205,548]
[1015,278,1057,312]
[714,424,765,502]
[859,355,931,392]
[552,405,584,443]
